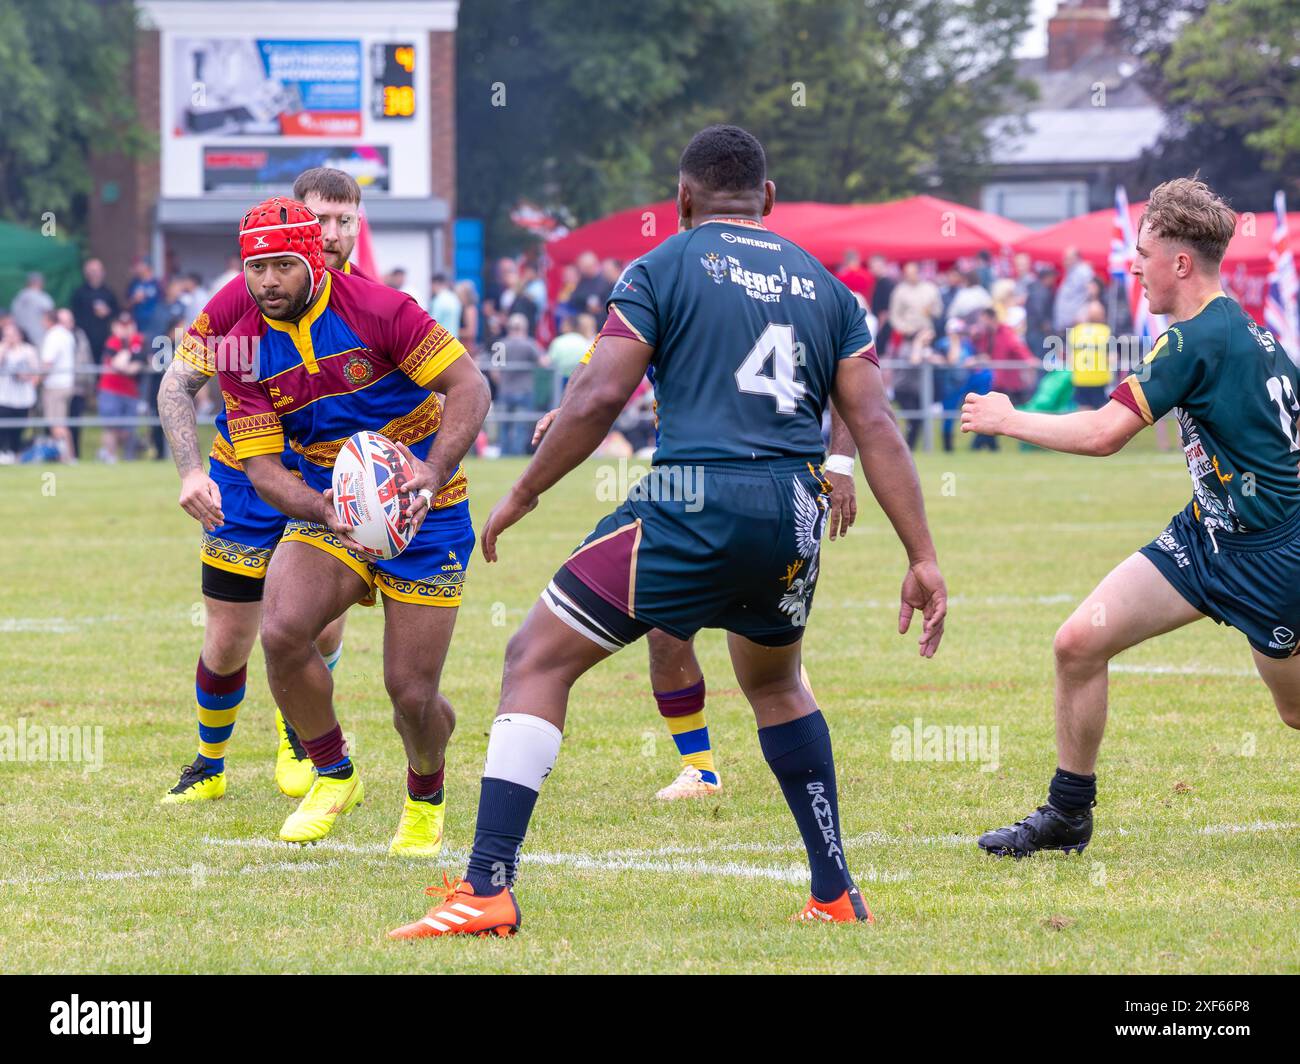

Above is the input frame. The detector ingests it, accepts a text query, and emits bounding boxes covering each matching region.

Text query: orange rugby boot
[387,874,522,940]
[795,883,875,924]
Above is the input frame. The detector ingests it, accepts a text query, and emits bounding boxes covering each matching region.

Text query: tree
[456,0,756,256]
[690,0,1035,204]
[0,0,151,236]
[1114,0,1210,58]
[1117,0,1296,206]
[457,0,1034,257]
[1161,0,1300,183]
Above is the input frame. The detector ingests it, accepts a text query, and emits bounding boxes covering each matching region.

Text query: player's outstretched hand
[178,469,224,532]
[960,391,1014,436]
[531,407,560,447]
[321,489,370,554]
[898,558,946,658]
[481,484,539,563]
[825,470,857,541]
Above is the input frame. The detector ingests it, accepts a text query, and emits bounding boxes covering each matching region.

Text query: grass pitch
[0,438,1296,973]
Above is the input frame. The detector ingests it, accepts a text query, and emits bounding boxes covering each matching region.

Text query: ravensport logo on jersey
[718,230,782,251]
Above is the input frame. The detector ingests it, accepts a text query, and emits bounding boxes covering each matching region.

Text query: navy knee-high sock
[464,714,563,896]
[465,779,540,895]
[758,710,852,902]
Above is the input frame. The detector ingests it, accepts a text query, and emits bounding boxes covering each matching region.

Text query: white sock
[482,713,563,791]
[321,641,343,673]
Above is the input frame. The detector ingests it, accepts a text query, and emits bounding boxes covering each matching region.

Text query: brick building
[981,0,1163,228]
[89,0,459,301]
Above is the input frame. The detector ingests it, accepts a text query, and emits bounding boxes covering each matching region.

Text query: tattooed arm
[159,359,225,532]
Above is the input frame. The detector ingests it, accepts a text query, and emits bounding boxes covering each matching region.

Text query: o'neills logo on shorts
[1268,626,1295,651]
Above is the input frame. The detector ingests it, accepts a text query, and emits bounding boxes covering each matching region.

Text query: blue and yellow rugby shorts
[281,497,474,607]
[200,470,291,601]
[544,458,830,649]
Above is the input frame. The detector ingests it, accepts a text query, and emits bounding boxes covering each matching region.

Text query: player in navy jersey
[532,336,861,801]
[390,125,948,939]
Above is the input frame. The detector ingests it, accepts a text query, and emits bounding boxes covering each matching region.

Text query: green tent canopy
[0,220,82,309]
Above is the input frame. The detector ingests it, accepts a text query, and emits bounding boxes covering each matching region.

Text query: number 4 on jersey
[735,323,806,414]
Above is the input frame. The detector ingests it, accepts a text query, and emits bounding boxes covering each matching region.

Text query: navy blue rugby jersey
[599,218,876,464]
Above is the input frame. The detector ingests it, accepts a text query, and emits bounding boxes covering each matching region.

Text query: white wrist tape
[824,454,855,476]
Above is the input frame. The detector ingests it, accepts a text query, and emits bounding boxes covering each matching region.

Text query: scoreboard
[373,43,416,121]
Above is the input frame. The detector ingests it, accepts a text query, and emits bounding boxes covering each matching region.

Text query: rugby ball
[331,431,417,559]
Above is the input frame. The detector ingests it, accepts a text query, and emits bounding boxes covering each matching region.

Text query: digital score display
[372,43,415,120]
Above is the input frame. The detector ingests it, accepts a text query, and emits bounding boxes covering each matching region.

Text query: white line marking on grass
[1111,663,1256,678]
[0,615,128,634]
[1198,820,1298,836]
[525,851,911,883]
[0,858,340,888]
[14,818,1291,891]
[198,835,911,883]
[525,851,810,883]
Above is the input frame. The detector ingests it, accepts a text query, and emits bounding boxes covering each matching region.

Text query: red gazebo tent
[545,194,1030,292]
[798,195,1031,264]
[1010,202,1299,274]
[544,199,867,282]
[1011,203,1300,326]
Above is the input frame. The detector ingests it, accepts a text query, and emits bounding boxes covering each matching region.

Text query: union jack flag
[1266,190,1300,366]
[335,474,363,525]
[1112,185,1167,345]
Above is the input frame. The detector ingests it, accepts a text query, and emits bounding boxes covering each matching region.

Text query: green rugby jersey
[599,218,876,464]
[1112,292,1300,533]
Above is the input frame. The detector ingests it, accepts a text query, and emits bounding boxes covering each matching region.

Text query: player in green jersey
[961,177,1300,857]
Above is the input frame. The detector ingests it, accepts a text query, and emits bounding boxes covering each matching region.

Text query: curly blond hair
[1139,177,1236,268]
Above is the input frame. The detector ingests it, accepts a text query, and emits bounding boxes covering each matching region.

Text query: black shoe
[977,803,1092,858]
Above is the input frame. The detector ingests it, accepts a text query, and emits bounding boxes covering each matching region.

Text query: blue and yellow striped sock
[655,678,717,785]
[195,658,246,773]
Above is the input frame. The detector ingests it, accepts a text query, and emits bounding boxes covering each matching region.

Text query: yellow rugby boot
[278,769,364,844]
[388,794,446,857]
[274,708,315,798]
[160,758,226,804]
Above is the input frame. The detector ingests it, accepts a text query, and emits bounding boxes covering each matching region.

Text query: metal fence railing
[0,356,1073,455]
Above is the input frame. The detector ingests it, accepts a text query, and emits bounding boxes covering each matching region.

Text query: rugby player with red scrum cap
[159,169,377,807]
[211,196,488,853]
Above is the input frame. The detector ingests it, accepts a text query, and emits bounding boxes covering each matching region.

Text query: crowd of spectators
[459,250,629,455]
[834,246,1131,453]
[0,260,214,464]
[0,238,1147,465]
[0,248,629,465]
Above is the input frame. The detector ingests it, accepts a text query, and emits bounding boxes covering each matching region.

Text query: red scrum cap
[238,196,326,295]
